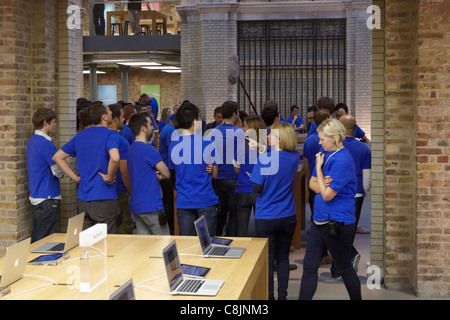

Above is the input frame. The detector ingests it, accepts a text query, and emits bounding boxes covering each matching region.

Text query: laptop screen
[162,241,183,291]
[195,217,211,251]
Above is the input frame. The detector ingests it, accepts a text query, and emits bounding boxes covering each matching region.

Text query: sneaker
[351,254,361,273]
[356,225,370,234]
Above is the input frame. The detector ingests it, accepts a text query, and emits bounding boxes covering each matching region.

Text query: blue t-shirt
[158,123,176,167]
[116,133,130,194]
[308,121,365,140]
[343,137,371,194]
[119,124,135,145]
[312,148,357,225]
[210,124,245,180]
[235,139,260,193]
[127,141,164,214]
[302,132,321,177]
[168,134,218,209]
[287,116,304,130]
[27,134,60,198]
[250,149,300,219]
[150,98,159,118]
[62,126,119,201]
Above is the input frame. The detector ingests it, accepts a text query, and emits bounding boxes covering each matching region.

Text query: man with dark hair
[307,96,336,136]
[302,108,331,219]
[27,108,64,242]
[53,102,121,234]
[108,104,133,234]
[169,101,218,236]
[287,105,304,133]
[306,105,317,132]
[210,100,244,236]
[205,106,223,131]
[261,105,280,129]
[127,113,170,235]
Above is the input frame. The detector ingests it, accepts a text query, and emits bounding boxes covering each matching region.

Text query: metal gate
[237,19,347,120]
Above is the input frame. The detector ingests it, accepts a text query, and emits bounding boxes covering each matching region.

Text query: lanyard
[324,148,342,168]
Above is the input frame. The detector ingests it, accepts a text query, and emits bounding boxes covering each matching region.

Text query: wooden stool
[111,22,123,35]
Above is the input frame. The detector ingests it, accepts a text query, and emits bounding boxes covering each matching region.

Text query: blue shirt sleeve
[145,145,163,168]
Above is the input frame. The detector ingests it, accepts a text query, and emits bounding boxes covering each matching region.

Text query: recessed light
[141,66,180,70]
[83,70,106,74]
[118,62,161,66]
[161,69,182,73]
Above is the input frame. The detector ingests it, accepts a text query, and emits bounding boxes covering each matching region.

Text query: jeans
[213,179,237,236]
[31,199,60,243]
[255,215,297,300]
[236,192,258,237]
[177,205,217,236]
[299,221,362,300]
[134,210,170,235]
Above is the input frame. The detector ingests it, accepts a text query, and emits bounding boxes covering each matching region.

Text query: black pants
[213,179,237,236]
[77,199,120,234]
[256,215,297,300]
[93,4,105,35]
[160,169,175,234]
[235,192,258,236]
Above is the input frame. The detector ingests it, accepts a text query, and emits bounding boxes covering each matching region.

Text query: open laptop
[162,240,224,296]
[194,216,245,258]
[0,238,31,290]
[109,279,135,300]
[31,212,85,254]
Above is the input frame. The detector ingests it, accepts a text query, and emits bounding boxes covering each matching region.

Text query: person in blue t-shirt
[158,118,177,234]
[302,109,330,220]
[53,101,121,234]
[307,96,336,137]
[119,104,137,145]
[299,118,361,300]
[127,113,170,235]
[108,103,133,234]
[233,115,267,236]
[27,108,64,243]
[169,101,219,236]
[209,100,244,236]
[250,122,300,300]
[339,115,371,263]
[286,105,304,133]
[334,103,371,148]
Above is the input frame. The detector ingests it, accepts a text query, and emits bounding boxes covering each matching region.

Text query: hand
[324,176,333,187]
[246,136,258,150]
[315,152,325,168]
[98,172,115,185]
[206,164,213,173]
[156,171,163,181]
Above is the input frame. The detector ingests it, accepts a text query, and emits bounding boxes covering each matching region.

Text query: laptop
[162,240,224,296]
[109,279,135,300]
[194,216,245,258]
[31,212,85,254]
[0,238,31,290]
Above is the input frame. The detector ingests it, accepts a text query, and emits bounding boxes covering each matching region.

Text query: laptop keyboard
[208,246,229,256]
[49,243,65,251]
[177,279,205,293]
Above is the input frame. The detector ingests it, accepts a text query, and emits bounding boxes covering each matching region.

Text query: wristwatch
[105,178,112,184]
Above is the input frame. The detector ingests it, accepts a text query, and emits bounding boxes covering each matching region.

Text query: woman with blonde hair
[250,121,300,300]
[299,118,361,300]
[158,107,172,132]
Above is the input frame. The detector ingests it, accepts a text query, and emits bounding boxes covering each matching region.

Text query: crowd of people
[26,94,371,300]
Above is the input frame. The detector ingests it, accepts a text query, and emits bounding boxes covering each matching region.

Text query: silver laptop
[109,279,135,300]
[31,212,85,253]
[162,240,224,296]
[0,238,31,290]
[194,216,245,258]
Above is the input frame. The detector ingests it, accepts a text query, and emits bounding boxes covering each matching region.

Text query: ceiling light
[141,66,180,70]
[118,62,161,66]
[83,70,106,74]
[162,69,182,73]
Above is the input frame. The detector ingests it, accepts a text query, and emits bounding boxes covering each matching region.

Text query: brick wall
[414,0,450,297]
[0,0,59,254]
[383,0,449,297]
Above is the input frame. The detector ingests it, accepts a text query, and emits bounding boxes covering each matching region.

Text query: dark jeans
[236,192,258,237]
[177,205,217,236]
[31,199,60,243]
[299,221,362,300]
[213,179,237,236]
[160,169,175,234]
[255,215,297,300]
[93,4,105,35]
